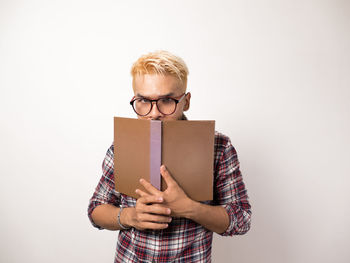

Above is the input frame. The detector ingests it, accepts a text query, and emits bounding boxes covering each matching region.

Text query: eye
[138,98,149,104]
[160,98,174,104]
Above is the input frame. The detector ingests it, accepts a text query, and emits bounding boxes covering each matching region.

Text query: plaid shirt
[88,131,251,263]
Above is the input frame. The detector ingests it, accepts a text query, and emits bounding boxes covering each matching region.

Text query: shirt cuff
[220,203,251,236]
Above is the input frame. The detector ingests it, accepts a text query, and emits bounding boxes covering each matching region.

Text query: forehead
[133,74,184,97]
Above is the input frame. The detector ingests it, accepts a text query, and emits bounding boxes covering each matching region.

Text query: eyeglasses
[130,93,187,116]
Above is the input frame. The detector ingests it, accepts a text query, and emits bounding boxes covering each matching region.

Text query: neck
[181,114,188,120]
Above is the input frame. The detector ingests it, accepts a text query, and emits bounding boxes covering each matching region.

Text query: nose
[148,101,163,120]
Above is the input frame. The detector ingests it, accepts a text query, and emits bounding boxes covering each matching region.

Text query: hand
[124,195,172,231]
[137,165,193,218]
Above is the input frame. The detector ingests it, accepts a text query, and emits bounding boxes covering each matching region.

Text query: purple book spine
[150,120,162,190]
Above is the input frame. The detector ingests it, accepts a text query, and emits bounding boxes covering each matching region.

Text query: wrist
[119,207,132,230]
[183,198,200,220]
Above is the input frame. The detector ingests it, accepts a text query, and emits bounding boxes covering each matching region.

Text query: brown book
[114,117,215,201]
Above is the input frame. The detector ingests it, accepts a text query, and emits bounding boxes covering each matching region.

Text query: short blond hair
[131,50,189,90]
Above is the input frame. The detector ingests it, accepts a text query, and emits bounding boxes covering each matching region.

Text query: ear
[183,92,191,111]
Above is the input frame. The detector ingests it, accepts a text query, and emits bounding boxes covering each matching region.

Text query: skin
[91,74,230,233]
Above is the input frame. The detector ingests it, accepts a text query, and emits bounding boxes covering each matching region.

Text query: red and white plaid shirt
[88,131,251,263]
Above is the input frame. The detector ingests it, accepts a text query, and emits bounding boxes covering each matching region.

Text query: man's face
[132,74,191,121]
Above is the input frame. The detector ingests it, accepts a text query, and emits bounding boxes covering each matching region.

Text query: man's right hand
[121,195,172,230]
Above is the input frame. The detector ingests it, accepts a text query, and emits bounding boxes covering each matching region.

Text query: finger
[139,178,162,196]
[142,203,171,215]
[139,213,172,224]
[139,222,169,230]
[135,188,149,197]
[137,195,164,205]
[160,165,177,187]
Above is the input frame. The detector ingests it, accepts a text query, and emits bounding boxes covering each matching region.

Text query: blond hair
[131,50,189,90]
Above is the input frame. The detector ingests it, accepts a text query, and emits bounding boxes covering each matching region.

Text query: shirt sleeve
[87,144,121,229]
[213,137,252,236]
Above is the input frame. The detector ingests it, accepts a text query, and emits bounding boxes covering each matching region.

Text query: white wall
[1,0,349,262]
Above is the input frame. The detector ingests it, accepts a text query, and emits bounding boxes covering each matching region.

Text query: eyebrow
[136,92,175,98]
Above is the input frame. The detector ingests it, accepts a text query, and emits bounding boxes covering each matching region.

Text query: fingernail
[167,208,171,214]
[158,197,163,202]
[139,179,144,183]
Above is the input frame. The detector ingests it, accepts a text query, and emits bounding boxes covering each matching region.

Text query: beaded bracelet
[117,207,131,230]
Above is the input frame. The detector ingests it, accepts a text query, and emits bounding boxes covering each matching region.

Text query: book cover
[114,117,215,201]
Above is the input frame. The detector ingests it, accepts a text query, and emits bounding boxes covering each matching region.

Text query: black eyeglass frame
[130,93,187,116]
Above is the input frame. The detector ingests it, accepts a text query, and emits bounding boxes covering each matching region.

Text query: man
[88,50,251,262]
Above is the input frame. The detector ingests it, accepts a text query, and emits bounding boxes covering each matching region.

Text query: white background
[1,0,349,262]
